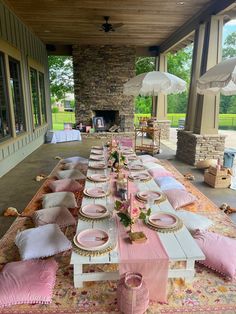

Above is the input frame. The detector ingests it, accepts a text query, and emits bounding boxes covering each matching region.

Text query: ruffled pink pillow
[148,168,174,178]
[49,178,82,192]
[33,206,76,227]
[164,189,196,209]
[0,259,58,307]
[194,230,236,279]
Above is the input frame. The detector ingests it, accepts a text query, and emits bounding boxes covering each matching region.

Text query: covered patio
[1,0,236,313]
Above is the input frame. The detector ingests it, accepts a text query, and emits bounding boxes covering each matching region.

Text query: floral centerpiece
[115,198,151,243]
[109,150,126,171]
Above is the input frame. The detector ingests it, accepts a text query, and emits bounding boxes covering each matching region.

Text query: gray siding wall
[0,0,51,177]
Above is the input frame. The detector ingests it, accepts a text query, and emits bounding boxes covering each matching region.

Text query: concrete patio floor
[0,135,236,239]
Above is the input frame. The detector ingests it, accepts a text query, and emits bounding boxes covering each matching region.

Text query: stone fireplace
[73,45,135,132]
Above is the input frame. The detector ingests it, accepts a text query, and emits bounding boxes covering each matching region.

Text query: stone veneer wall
[73,45,135,132]
[176,130,225,165]
[156,120,171,140]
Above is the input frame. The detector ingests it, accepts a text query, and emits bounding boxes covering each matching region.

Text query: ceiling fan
[100,16,123,33]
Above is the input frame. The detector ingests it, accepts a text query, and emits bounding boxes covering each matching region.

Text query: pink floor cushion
[49,178,82,193]
[155,176,185,191]
[139,155,158,163]
[164,189,196,209]
[149,168,174,178]
[0,259,58,307]
[33,206,76,227]
[15,224,72,260]
[42,191,78,208]
[175,210,213,233]
[194,230,236,279]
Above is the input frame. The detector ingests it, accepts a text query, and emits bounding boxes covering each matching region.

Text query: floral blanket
[0,160,236,313]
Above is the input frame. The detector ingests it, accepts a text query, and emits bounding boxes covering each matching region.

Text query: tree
[48,56,74,101]
[220,31,236,114]
[135,57,155,113]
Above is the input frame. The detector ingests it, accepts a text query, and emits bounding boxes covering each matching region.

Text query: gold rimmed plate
[136,190,162,202]
[73,229,109,251]
[80,204,109,219]
[148,212,178,229]
[84,187,109,198]
[128,172,152,182]
[87,174,109,182]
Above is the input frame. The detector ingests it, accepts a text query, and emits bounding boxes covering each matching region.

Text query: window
[0,52,11,140]
[9,57,25,134]
[30,67,41,127]
[39,72,47,123]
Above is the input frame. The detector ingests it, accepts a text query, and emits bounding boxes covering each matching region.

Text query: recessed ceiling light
[176,1,185,5]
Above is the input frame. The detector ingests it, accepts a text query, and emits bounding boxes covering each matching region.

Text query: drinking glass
[147,194,155,211]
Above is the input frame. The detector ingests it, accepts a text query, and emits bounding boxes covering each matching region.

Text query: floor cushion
[164,189,196,209]
[0,259,58,307]
[144,162,164,170]
[57,169,86,180]
[61,156,88,164]
[175,209,213,233]
[149,168,174,178]
[194,230,236,279]
[33,206,76,227]
[155,176,185,191]
[15,223,72,260]
[49,178,82,192]
[139,155,159,163]
[42,191,77,208]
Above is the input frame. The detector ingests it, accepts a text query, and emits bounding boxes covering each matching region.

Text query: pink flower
[131,207,141,218]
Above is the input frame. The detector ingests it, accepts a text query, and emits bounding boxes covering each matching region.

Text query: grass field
[52,112,236,130]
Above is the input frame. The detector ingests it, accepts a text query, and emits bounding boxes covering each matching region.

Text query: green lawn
[52,112,236,130]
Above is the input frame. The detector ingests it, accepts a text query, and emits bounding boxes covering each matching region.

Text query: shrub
[52,107,59,113]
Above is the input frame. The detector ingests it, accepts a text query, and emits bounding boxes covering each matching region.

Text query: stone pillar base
[176,130,226,165]
[155,120,171,140]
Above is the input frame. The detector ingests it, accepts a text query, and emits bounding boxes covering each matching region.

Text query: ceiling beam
[159,0,236,53]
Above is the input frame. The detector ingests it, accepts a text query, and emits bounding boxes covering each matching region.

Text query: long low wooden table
[70,153,205,288]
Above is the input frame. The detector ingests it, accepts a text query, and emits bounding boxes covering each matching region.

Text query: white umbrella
[123,71,187,96]
[197,57,236,95]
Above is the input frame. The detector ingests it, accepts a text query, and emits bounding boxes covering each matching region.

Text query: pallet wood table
[70,153,205,288]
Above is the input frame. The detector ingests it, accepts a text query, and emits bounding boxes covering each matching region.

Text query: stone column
[176,16,225,165]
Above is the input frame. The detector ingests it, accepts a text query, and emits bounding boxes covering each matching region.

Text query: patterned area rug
[1,160,236,313]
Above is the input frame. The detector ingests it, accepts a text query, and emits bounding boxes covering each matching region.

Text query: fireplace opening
[93,110,120,131]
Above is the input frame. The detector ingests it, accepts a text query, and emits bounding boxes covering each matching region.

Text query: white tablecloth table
[51,130,81,144]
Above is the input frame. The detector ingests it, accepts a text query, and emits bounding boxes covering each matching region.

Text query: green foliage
[135,96,152,114]
[117,212,132,227]
[48,56,74,100]
[135,57,155,75]
[223,32,236,59]
[52,107,59,113]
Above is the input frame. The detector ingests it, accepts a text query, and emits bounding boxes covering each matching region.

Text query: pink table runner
[111,171,169,302]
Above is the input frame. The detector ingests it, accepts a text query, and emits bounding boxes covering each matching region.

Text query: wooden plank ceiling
[6,0,215,47]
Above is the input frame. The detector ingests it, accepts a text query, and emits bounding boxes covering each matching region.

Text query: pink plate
[91,150,103,155]
[88,174,109,182]
[74,229,109,251]
[80,204,108,218]
[89,163,106,169]
[148,213,178,228]
[137,190,161,201]
[129,172,151,181]
[84,187,107,197]
[129,164,145,171]
[90,155,104,161]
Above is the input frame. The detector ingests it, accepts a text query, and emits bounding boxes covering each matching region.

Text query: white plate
[84,187,107,198]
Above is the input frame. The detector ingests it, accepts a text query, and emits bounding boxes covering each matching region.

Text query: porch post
[194,16,224,135]
[156,53,168,120]
[185,23,206,131]
[176,16,225,165]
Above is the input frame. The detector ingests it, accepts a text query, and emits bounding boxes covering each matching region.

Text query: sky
[223,19,236,44]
